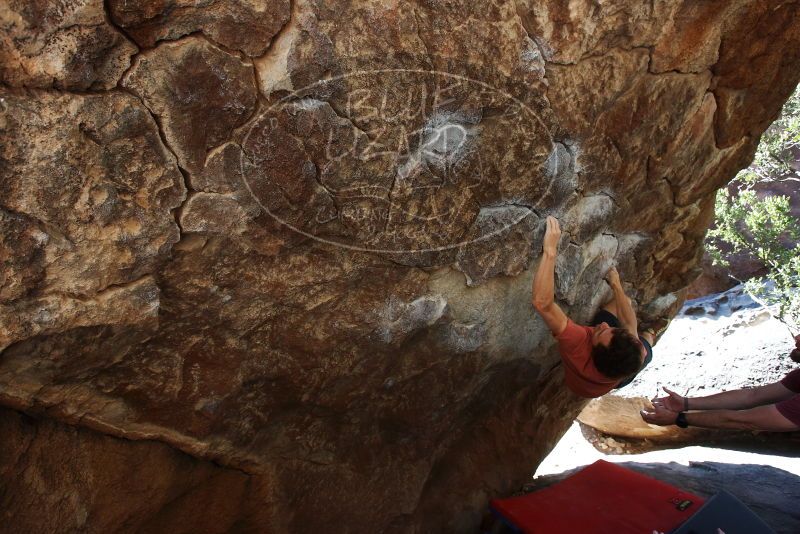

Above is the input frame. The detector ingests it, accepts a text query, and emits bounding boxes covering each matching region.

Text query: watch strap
[675,411,689,428]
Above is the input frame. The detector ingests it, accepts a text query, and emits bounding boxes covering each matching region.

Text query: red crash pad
[490,460,704,534]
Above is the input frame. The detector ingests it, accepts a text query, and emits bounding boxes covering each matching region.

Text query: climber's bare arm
[533,251,568,335]
[533,216,568,336]
[605,267,637,337]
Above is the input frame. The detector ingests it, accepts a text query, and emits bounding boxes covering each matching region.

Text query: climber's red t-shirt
[555,319,618,398]
[776,369,800,427]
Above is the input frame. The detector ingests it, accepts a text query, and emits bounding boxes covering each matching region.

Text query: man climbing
[640,335,800,432]
[532,216,654,398]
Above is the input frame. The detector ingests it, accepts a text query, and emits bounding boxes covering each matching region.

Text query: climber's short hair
[591,328,643,379]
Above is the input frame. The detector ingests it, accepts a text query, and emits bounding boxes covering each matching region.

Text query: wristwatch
[675,412,689,428]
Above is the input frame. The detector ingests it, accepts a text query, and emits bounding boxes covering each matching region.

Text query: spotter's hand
[651,386,686,413]
[640,403,679,426]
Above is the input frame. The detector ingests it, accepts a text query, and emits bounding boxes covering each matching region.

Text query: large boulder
[1,1,800,532]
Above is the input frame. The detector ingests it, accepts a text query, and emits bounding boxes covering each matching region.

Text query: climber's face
[592,322,615,347]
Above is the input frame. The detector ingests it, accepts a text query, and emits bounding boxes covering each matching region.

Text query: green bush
[749,86,800,182]
[707,85,800,332]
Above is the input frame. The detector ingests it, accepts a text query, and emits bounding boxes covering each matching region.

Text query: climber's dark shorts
[589,309,653,389]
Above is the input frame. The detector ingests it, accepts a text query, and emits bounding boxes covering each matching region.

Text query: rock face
[0,91,184,351]
[1,1,800,532]
[0,0,137,90]
[0,406,281,532]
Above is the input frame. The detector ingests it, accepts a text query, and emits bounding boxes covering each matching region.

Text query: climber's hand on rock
[543,216,561,255]
[604,266,621,287]
[651,386,686,412]
[640,403,679,426]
